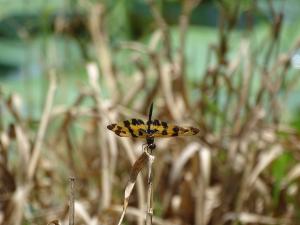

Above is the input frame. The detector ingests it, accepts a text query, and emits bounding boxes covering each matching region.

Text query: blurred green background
[1,0,300,118]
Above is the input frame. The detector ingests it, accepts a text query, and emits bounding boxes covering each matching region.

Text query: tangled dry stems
[0,1,300,225]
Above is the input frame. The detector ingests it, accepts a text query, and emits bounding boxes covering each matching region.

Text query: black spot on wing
[153,129,159,133]
[172,126,179,136]
[191,127,200,134]
[138,129,144,136]
[131,119,137,125]
[137,119,144,124]
[132,118,144,125]
[173,126,179,132]
[107,124,116,130]
[123,120,137,137]
[124,120,130,127]
[153,120,160,126]
[115,130,122,136]
[162,130,168,135]
[181,128,189,133]
[161,121,168,128]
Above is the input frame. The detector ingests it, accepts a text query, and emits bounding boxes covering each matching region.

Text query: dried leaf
[118,151,148,225]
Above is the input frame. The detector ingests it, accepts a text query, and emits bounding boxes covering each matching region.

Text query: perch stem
[146,148,155,225]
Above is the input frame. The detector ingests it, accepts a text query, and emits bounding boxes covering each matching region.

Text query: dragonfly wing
[107,119,199,138]
[150,120,199,138]
[107,119,148,138]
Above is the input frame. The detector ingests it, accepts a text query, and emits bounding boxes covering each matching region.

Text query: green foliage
[271,152,294,206]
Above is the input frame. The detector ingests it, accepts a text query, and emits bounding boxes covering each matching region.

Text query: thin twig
[112,205,175,225]
[88,3,119,103]
[177,0,202,110]
[27,71,57,181]
[146,149,155,225]
[88,63,111,210]
[147,0,172,62]
[69,177,75,225]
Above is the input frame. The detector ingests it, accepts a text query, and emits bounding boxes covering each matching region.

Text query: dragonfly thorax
[146,137,156,150]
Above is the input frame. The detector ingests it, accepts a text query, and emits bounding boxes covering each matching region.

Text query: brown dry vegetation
[1,1,300,225]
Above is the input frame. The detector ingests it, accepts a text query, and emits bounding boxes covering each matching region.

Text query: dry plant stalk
[146,152,155,225]
[117,151,148,225]
[117,147,156,225]
[69,177,75,225]
[88,3,119,103]
[27,71,57,181]
[1,0,300,225]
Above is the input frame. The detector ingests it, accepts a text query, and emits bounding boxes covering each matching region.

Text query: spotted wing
[107,119,200,138]
[149,119,200,138]
[107,119,148,138]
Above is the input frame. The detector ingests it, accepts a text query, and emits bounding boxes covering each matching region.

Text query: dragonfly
[107,103,199,151]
